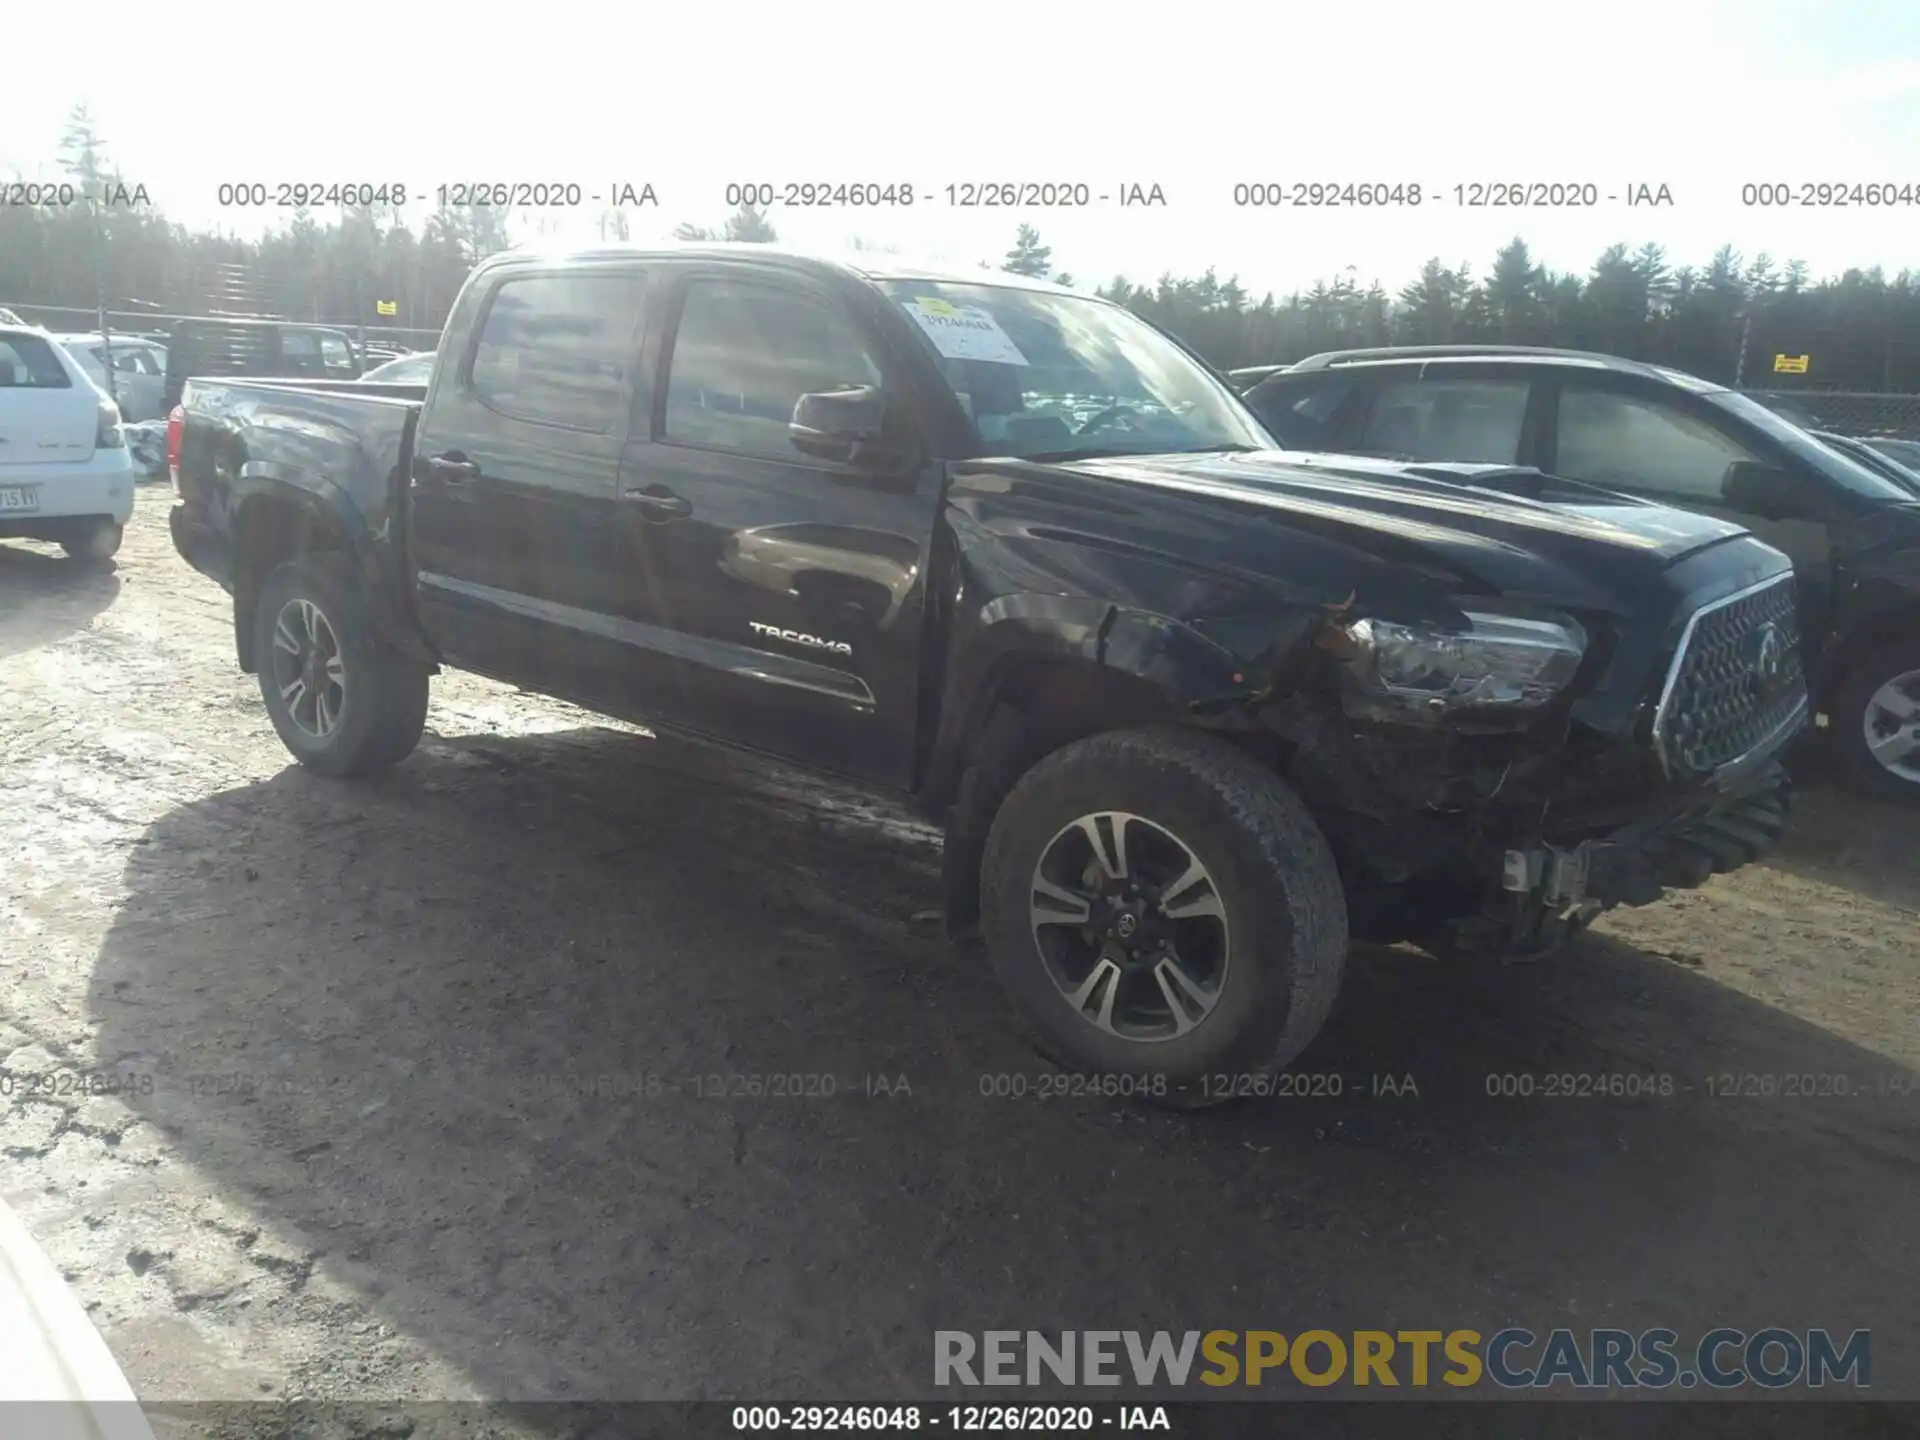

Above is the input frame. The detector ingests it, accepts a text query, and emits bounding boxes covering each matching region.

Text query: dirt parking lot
[3,487,1918,1431]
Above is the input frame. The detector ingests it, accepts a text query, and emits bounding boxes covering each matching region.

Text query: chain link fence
[0,302,442,354]
[1739,389,1920,440]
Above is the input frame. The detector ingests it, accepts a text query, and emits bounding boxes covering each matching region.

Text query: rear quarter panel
[177,380,422,654]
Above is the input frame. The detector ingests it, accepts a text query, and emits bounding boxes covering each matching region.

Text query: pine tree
[58,103,112,191]
[723,205,778,242]
[1003,224,1052,277]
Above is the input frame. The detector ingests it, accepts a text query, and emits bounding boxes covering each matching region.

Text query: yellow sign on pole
[1773,353,1809,374]
[375,299,398,316]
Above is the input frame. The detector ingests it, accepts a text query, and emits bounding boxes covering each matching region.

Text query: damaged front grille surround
[1652,572,1807,782]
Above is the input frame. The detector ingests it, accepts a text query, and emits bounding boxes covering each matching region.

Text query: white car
[48,332,169,422]
[0,324,136,561]
[0,1197,156,1435]
[360,350,434,385]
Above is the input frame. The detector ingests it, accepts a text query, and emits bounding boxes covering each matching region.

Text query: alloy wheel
[269,598,347,741]
[1862,667,1920,786]
[1028,811,1232,1043]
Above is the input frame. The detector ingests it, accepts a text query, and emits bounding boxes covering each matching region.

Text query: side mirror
[791,385,887,464]
[1723,461,1816,521]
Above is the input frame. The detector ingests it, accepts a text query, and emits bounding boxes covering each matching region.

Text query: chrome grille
[1653,573,1806,778]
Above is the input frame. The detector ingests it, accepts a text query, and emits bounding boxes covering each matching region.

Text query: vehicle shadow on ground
[1768,745,1920,910]
[89,726,1920,1413]
[0,543,121,661]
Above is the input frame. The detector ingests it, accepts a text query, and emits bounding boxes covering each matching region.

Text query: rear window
[469,272,649,433]
[0,334,74,388]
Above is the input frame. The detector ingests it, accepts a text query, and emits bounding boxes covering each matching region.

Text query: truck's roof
[476,241,1083,296]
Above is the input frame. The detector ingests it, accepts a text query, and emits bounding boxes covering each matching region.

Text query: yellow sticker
[916,298,960,318]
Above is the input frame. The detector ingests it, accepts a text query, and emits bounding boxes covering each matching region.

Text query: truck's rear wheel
[980,728,1349,1108]
[253,555,429,778]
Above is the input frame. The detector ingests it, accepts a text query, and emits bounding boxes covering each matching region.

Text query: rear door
[409,265,652,707]
[0,333,97,488]
[611,266,940,786]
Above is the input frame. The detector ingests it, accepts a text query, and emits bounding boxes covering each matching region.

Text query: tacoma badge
[750,621,853,656]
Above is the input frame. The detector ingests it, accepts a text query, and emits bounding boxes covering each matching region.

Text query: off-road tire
[980,727,1349,1109]
[60,518,122,563]
[253,554,429,778]
[1832,640,1920,803]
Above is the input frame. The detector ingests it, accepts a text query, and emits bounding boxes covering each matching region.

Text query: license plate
[0,485,41,513]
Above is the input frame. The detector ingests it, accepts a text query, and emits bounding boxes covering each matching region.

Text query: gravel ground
[3,488,1918,1433]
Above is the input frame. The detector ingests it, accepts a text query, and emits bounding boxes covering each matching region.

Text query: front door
[1544,376,1833,637]
[409,266,651,707]
[612,268,941,787]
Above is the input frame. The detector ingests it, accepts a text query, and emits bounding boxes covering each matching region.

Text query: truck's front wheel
[980,728,1349,1108]
[253,556,429,778]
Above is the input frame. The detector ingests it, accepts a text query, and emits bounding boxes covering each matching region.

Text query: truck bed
[170,376,423,613]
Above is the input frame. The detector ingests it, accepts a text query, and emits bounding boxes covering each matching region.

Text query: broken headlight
[1333,611,1587,719]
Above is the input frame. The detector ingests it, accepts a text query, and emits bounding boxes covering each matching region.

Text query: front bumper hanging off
[1446,760,1795,960]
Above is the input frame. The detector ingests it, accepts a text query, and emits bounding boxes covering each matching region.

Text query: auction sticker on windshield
[900,298,1029,365]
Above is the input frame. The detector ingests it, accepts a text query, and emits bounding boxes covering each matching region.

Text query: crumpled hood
[1019,449,1770,616]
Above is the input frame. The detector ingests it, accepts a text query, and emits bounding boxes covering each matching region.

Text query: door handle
[425,455,481,482]
[622,485,692,519]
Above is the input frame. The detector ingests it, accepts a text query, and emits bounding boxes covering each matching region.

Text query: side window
[1249,379,1354,449]
[1556,387,1759,502]
[319,334,355,376]
[1358,377,1529,463]
[663,279,882,459]
[469,272,649,433]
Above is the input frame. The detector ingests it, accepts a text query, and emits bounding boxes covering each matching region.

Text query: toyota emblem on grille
[1749,621,1786,696]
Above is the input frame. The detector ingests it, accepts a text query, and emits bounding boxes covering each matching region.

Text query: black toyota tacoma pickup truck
[168,244,1807,1104]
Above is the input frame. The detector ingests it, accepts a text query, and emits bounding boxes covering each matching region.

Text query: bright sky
[7,0,1919,297]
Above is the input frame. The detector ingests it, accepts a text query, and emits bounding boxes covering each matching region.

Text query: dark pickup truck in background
[167,245,1807,1104]
[1235,346,1920,801]
[161,317,362,410]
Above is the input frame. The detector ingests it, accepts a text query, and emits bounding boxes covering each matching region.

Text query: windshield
[874,279,1271,461]
[1865,436,1920,477]
[1705,391,1916,501]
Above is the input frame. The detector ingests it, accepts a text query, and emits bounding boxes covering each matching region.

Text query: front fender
[922,590,1300,804]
